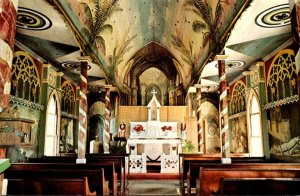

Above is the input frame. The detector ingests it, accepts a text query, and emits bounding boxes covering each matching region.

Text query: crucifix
[151,89,157,97]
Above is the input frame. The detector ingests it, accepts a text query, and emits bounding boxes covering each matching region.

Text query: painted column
[131,77,137,106]
[293,0,300,40]
[0,0,18,112]
[256,61,270,158]
[77,57,89,164]
[216,55,231,163]
[195,84,204,153]
[104,85,112,153]
[168,80,176,106]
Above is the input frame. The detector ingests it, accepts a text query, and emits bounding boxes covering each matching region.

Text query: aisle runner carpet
[127,179,180,195]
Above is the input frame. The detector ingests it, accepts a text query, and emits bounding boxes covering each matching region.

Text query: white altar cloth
[130,121,178,138]
[126,139,182,161]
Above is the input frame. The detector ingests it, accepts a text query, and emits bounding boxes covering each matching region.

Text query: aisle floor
[127,179,180,195]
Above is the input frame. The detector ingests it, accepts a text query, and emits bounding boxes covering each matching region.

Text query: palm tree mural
[109,33,137,76]
[171,34,196,68]
[185,0,228,53]
[78,0,122,55]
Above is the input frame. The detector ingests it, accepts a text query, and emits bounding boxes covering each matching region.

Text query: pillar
[104,85,112,153]
[77,56,90,164]
[0,0,18,112]
[195,84,204,153]
[216,55,231,163]
[168,80,176,106]
[131,77,137,106]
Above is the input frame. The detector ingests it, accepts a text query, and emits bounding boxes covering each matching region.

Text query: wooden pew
[179,153,220,195]
[7,177,97,195]
[213,177,300,195]
[4,163,114,195]
[197,166,300,196]
[29,153,128,195]
[186,157,272,195]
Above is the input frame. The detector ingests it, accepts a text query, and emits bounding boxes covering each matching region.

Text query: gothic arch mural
[266,49,298,108]
[200,100,220,154]
[11,51,41,103]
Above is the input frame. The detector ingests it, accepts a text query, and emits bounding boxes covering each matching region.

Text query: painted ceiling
[15,0,293,93]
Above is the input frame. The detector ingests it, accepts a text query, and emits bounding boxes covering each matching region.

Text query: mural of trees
[185,0,228,52]
[109,32,137,76]
[171,34,196,68]
[78,0,122,55]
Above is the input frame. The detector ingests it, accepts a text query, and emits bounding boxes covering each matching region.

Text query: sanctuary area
[0,0,300,195]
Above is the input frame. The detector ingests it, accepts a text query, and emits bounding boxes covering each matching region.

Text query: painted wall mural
[204,114,220,153]
[55,0,248,91]
[231,115,248,153]
[200,100,220,154]
[265,49,298,109]
[266,48,300,159]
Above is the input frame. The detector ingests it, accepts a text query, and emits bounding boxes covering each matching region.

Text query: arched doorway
[44,92,60,156]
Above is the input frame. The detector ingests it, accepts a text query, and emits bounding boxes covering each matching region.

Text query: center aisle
[127,179,180,195]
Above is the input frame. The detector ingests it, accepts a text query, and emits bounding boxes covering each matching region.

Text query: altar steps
[128,172,179,180]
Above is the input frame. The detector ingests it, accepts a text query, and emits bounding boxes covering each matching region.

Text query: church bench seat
[197,166,300,196]
[186,157,274,195]
[4,163,115,195]
[179,153,221,195]
[29,153,128,195]
[7,177,98,196]
[212,177,300,195]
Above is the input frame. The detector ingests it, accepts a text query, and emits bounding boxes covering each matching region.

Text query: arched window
[11,51,41,103]
[231,81,246,115]
[60,81,76,152]
[248,92,264,157]
[61,82,75,114]
[45,93,59,156]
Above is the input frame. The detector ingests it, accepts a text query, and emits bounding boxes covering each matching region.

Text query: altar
[126,138,181,161]
[126,91,181,173]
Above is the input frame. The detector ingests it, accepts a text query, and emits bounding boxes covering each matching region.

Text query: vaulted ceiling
[15,0,293,93]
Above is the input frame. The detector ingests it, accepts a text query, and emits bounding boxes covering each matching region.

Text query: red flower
[161,126,172,131]
[134,124,144,133]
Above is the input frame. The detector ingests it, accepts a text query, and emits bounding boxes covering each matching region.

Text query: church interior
[0,0,300,195]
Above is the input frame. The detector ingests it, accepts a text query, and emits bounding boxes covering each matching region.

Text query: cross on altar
[151,89,157,96]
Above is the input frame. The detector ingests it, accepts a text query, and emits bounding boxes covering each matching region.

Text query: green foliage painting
[109,33,137,75]
[78,0,122,55]
[171,34,196,68]
[185,0,228,52]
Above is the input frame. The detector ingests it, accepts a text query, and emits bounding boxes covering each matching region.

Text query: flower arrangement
[161,126,172,132]
[133,124,144,133]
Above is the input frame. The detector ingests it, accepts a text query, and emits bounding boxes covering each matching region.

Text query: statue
[180,123,187,140]
[118,122,126,137]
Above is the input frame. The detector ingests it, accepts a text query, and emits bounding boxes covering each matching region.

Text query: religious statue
[118,122,126,137]
[180,123,187,140]
[151,101,157,120]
